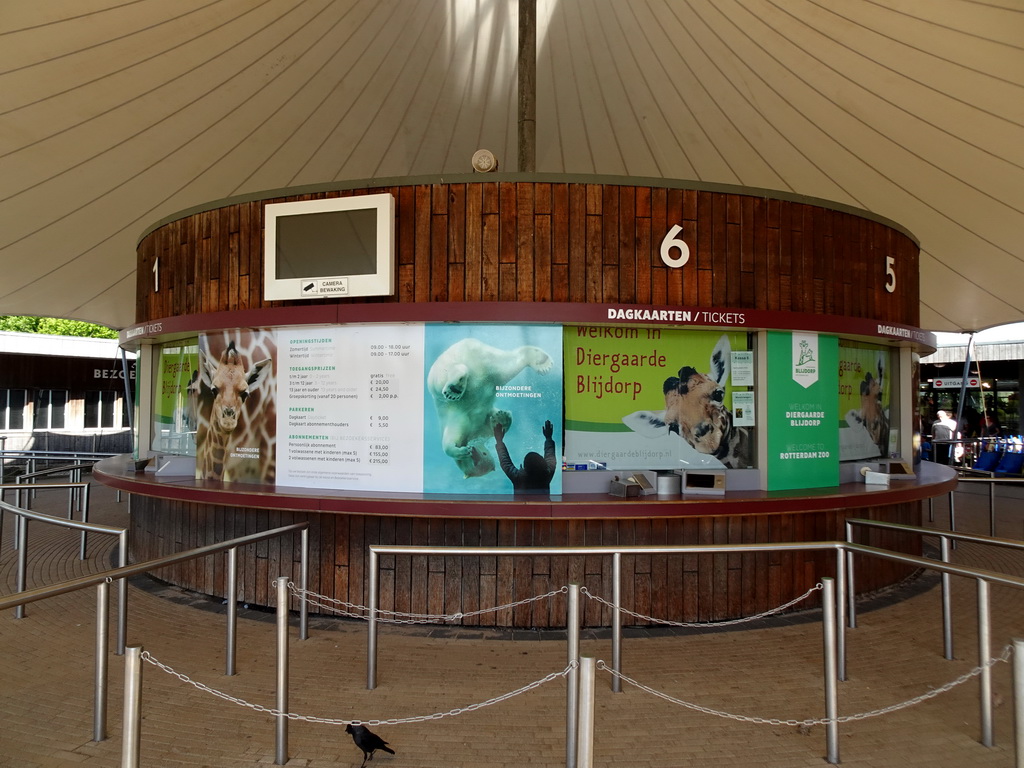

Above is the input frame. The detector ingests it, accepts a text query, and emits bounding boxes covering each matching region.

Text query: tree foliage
[0,316,117,339]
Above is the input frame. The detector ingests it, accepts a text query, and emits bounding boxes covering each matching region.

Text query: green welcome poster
[152,340,199,455]
[766,331,839,490]
[564,326,753,470]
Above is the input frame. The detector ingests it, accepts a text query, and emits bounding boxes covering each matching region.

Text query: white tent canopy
[1,0,1021,332]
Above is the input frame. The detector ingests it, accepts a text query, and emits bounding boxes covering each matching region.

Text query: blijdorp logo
[792,332,819,388]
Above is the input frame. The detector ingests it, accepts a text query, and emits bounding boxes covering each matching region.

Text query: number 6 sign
[660,224,691,268]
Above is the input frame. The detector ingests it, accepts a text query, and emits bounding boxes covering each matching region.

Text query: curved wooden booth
[108,174,945,628]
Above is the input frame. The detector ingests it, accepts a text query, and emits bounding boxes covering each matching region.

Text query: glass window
[152,340,199,455]
[2,389,27,430]
[84,391,126,430]
[838,341,896,460]
[34,390,67,430]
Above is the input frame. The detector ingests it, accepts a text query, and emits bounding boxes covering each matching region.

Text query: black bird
[346,723,395,767]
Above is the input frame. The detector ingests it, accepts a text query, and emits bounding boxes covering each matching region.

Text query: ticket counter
[104,175,944,626]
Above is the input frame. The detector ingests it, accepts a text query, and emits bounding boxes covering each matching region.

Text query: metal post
[15,515,28,619]
[94,580,109,742]
[611,552,622,693]
[949,491,958,549]
[822,577,840,764]
[941,537,954,660]
[116,530,128,656]
[845,536,857,630]
[368,548,379,690]
[978,579,994,747]
[226,547,238,676]
[836,550,847,682]
[275,577,289,765]
[122,646,142,768]
[576,656,595,768]
[300,527,309,641]
[79,481,91,560]
[1013,637,1023,768]
[567,583,580,768]
[928,496,934,523]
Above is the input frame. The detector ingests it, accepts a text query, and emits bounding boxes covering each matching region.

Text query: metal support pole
[300,527,309,641]
[79,481,91,560]
[1013,637,1023,768]
[845,535,857,630]
[275,577,289,765]
[94,580,109,742]
[950,491,958,549]
[928,496,934,523]
[822,577,840,765]
[122,646,142,768]
[978,579,994,748]
[15,515,28,618]
[611,552,622,693]
[567,583,580,768]
[116,530,128,656]
[941,537,954,660]
[576,656,595,768]
[836,550,847,682]
[226,547,238,676]
[368,548,379,690]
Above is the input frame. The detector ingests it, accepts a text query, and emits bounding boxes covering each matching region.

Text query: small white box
[678,469,726,496]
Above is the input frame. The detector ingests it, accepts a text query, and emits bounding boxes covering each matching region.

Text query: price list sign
[276,325,425,491]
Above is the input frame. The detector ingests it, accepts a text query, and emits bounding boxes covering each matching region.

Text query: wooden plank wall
[136,182,920,327]
[129,499,921,628]
[130,180,923,627]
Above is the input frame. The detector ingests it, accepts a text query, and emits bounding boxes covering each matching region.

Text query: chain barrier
[140,650,575,726]
[291,581,822,629]
[580,582,824,628]
[288,582,569,625]
[596,644,1013,727]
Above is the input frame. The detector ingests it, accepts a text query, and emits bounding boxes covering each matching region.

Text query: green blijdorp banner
[766,331,839,491]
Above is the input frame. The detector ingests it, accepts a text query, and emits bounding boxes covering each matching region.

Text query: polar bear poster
[423,325,563,494]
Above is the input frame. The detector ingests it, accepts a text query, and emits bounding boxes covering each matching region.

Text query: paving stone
[0,480,1022,766]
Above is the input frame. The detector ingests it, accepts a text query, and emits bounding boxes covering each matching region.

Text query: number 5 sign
[885,256,896,293]
[660,224,690,268]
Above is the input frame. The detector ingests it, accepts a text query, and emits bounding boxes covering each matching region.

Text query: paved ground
[1,479,1022,767]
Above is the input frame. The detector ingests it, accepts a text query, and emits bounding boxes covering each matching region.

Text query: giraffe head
[202,341,272,435]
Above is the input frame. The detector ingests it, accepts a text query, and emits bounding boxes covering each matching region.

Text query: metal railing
[0,481,92,558]
[948,475,1024,538]
[846,517,1024,661]
[0,448,115,478]
[367,539,1024,760]
[0,497,128,631]
[0,520,310,745]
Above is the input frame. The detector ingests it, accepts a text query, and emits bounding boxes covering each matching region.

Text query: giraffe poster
[195,330,278,484]
[275,324,425,492]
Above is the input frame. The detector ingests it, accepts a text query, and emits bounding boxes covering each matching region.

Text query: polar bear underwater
[426,338,554,478]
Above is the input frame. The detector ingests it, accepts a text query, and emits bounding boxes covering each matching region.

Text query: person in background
[493,419,557,491]
[931,410,959,464]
